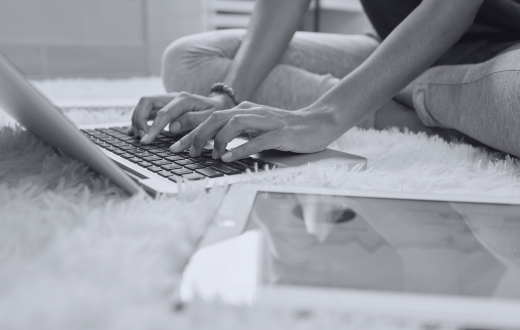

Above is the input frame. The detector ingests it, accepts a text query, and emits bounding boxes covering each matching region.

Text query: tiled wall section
[0,0,202,78]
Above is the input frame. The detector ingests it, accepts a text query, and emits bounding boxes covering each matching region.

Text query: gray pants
[162,29,520,157]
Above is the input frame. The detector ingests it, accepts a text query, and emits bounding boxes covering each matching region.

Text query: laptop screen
[246,192,520,299]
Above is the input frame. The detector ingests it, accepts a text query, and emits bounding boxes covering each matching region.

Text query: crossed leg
[162,29,514,151]
[161,29,380,127]
[399,43,520,157]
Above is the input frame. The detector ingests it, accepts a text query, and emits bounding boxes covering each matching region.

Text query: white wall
[0,0,371,79]
[0,0,202,78]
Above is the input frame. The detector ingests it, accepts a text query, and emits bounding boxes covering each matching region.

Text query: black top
[359,0,520,65]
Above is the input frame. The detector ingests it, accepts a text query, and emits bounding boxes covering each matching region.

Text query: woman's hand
[169,102,345,162]
[126,91,236,143]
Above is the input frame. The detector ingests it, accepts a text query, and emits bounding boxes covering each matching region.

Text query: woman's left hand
[169,102,345,162]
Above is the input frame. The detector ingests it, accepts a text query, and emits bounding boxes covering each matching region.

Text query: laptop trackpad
[255,149,367,169]
[227,137,367,169]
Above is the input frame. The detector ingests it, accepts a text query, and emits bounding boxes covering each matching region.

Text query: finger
[169,110,214,134]
[168,110,233,155]
[169,130,195,154]
[221,131,281,162]
[141,103,176,143]
[127,107,158,136]
[188,110,239,156]
[141,93,210,144]
[141,95,188,143]
[131,97,155,137]
[131,94,176,137]
[213,114,277,159]
[234,101,258,110]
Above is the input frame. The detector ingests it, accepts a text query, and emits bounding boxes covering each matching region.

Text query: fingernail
[140,133,149,143]
[212,149,218,159]
[189,145,196,157]
[221,151,232,162]
[170,141,181,152]
[139,130,145,138]
[170,121,181,133]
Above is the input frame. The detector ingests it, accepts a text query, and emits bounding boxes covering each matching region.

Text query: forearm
[311,0,483,130]
[222,0,311,102]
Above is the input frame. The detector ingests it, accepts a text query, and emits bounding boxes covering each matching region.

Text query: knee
[161,35,199,93]
[161,30,243,94]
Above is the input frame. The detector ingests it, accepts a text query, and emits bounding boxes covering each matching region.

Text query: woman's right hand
[126,91,236,143]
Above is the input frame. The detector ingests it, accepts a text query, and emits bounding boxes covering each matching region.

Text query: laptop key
[118,145,136,150]
[185,163,206,170]
[228,161,248,171]
[211,164,243,175]
[168,176,180,183]
[116,136,134,142]
[131,149,148,155]
[158,170,174,177]
[175,159,195,166]
[195,168,224,178]
[171,168,193,176]
[157,143,171,148]
[112,149,126,155]
[161,164,182,171]
[183,173,205,181]
[161,132,182,138]
[165,155,184,161]
[143,156,161,162]
[187,156,206,163]
[200,159,219,166]
[155,152,172,157]
[148,166,162,172]
[238,157,257,165]
[120,153,133,159]
[129,157,142,163]
[138,161,153,168]
[151,160,170,166]
[110,126,128,132]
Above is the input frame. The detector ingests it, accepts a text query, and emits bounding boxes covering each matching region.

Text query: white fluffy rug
[1,77,520,330]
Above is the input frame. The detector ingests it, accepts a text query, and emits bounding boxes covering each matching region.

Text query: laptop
[0,51,367,195]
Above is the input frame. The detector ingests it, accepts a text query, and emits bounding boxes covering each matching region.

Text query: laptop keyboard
[81,126,276,182]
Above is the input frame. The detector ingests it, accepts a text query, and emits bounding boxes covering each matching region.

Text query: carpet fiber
[1,77,520,329]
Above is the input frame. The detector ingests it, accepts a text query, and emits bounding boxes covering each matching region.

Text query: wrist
[210,82,240,106]
[301,101,352,138]
[209,91,237,110]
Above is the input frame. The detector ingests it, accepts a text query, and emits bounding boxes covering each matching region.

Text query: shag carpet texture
[1,77,520,329]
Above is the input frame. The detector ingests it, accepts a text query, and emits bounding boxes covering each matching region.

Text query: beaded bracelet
[210,82,240,106]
